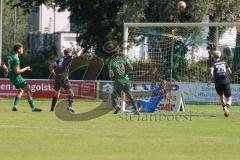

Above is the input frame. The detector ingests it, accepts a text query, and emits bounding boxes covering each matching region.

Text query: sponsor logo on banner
[99,81,113,99]
[177,82,240,104]
[3,79,238,104]
[79,82,96,99]
[0,79,96,99]
[99,81,240,104]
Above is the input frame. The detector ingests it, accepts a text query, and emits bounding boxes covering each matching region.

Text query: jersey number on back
[58,57,64,66]
[216,64,226,75]
[115,63,125,76]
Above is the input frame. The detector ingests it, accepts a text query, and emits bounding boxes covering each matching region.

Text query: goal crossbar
[121,22,240,112]
[124,22,240,28]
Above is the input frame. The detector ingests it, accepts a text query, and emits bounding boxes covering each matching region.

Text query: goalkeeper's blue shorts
[139,96,163,112]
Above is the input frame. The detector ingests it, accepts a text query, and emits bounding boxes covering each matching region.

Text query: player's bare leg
[220,95,230,117]
[219,95,226,108]
[224,96,232,117]
[226,96,232,108]
[125,93,139,115]
[112,91,121,114]
[66,88,75,113]
[12,88,24,111]
[23,86,42,112]
[50,90,60,112]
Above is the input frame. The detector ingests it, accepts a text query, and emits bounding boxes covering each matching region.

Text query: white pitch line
[0,124,86,131]
[0,124,240,141]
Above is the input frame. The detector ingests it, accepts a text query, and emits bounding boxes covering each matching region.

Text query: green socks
[28,100,36,110]
[13,97,36,111]
[111,93,118,108]
[14,97,20,108]
[130,98,137,109]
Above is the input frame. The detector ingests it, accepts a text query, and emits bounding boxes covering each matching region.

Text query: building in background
[28,4,79,54]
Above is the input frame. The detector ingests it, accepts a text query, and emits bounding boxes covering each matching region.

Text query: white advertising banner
[99,81,240,104]
[176,82,240,104]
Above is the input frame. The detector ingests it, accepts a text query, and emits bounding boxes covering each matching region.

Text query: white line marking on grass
[0,124,86,131]
[0,124,240,141]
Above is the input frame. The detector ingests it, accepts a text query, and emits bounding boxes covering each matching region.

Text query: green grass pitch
[0,98,239,160]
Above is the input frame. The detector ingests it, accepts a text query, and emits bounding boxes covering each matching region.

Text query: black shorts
[54,75,71,91]
[215,83,231,98]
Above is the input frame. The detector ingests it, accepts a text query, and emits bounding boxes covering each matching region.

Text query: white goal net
[122,22,240,113]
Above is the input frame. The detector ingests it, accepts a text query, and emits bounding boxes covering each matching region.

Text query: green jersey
[5,53,20,75]
[108,56,130,81]
[109,56,137,109]
[5,53,27,89]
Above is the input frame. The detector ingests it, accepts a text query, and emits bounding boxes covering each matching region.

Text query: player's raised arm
[49,62,57,77]
[75,47,84,57]
[126,58,133,71]
[126,63,133,71]
[207,67,214,86]
[209,67,214,80]
[108,59,114,80]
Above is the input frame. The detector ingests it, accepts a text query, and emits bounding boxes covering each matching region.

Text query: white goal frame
[122,22,240,112]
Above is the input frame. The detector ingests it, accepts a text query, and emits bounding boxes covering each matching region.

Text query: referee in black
[209,51,232,117]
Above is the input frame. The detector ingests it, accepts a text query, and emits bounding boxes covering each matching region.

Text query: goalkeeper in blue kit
[138,81,169,113]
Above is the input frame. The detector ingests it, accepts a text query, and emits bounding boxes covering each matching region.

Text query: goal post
[121,25,128,111]
[122,22,240,112]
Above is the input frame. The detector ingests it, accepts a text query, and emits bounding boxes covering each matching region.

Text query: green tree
[3,1,29,54]
[205,0,240,83]
[8,0,157,57]
[8,0,240,82]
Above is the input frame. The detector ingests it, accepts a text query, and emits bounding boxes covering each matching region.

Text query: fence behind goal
[122,22,240,112]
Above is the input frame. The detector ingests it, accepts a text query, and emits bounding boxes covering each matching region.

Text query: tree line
[2,0,240,81]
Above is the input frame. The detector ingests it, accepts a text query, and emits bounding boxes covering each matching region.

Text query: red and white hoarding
[0,79,96,99]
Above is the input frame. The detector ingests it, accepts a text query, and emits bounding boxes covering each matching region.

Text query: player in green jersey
[1,43,42,112]
[108,46,139,115]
